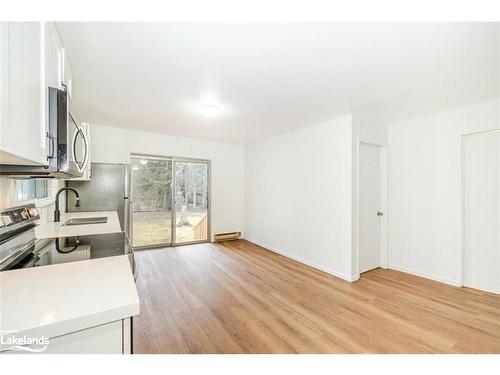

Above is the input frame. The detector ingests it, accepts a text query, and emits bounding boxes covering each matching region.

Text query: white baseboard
[244,238,354,282]
[388,264,461,287]
[462,282,500,295]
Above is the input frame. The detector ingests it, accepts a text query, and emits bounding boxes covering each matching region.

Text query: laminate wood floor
[133,240,500,354]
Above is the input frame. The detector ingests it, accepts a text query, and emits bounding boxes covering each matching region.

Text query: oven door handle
[22,254,40,268]
[0,238,37,271]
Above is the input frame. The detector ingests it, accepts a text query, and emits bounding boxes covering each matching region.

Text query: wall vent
[213,232,241,242]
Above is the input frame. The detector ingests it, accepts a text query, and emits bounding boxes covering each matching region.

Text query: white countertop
[35,211,122,239]
[0,255,139,339]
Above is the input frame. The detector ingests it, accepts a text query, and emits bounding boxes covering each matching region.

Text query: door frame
[460,128,500,290]
[129,153,211,250]
[352,140,388,281]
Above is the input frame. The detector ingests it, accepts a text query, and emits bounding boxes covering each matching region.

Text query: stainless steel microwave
[0,87,89,178]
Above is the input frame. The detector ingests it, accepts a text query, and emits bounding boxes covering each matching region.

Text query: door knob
[377,211,384,216]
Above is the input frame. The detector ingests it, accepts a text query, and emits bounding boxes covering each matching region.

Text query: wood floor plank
[133,240,500,354]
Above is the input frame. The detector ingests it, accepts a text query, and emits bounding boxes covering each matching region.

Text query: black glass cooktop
[14,232,132,269]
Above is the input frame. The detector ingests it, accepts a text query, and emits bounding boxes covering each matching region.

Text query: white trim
[460,129,500,293]
[350,120,359,281]
[379,146,389,269]
[460,133,466,287]
[387,126,393,268]
[389,264,461,287]
[462,283,500,295]
[244,238,355,282]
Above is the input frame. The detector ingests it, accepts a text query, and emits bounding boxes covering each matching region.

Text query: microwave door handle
[79,126,89,171]
[72,126,89,172]
[71,126,81,169]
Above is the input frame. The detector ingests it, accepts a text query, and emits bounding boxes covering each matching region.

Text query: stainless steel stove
[0,204,135,277]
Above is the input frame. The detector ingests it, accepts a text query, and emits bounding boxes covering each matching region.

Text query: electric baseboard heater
[213,232,241,242]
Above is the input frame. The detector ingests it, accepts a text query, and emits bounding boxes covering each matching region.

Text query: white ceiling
[57,22,499,144]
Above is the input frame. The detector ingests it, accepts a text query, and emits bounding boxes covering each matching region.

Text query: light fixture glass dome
[200,104,220,118]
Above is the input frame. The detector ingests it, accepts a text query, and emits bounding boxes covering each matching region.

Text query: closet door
[463,130,500,294]
[359,143,382,273]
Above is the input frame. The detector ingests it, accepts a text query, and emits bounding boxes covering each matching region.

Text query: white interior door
[359,143,382,273]
[463,131,500,294]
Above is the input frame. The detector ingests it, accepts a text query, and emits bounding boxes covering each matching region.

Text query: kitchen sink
[62,217,108,226]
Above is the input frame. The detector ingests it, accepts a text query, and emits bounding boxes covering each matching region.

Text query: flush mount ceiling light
[200,104,220,118]
[139,160,148,165]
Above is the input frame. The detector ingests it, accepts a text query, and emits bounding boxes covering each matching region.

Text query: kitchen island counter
[0,255,139,353]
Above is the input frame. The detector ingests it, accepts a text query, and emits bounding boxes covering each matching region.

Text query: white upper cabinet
[45,22,63,91]
[46,23,73,96]
[1,24,9,150]
[0,22,75,167]
[0,22,47,166]
[62,47,73,98]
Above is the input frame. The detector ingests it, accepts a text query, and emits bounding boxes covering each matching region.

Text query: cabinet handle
[46,132,55,160]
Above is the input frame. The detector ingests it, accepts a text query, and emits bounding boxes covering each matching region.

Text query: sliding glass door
[131,156,173,248]
[130,155,210,249]
[173,159,209,244]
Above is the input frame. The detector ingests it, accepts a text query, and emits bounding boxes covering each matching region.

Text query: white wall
[243,114,355,281]
[90,125,244,238]
[388,98,500,286]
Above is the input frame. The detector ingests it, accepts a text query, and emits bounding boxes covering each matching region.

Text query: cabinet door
[0,22,47,166]
[0,23,9,137]
[45,22,63,91]
[46,23,71,96]
[62,48,73,98]
[1,320,125,354]
[45,320,123,354]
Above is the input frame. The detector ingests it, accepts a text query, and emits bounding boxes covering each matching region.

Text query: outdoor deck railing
[193,214,208,240]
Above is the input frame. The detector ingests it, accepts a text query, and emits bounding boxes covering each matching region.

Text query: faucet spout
[54,187,80,222]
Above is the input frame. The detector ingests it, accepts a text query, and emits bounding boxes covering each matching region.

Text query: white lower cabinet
[44,320,123,354]
[13,319,133,354]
